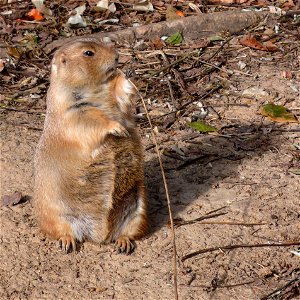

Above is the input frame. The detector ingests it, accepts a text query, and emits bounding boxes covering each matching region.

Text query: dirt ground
[1,3,300,300]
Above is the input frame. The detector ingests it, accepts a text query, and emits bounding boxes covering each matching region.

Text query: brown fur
[34,38,148,253]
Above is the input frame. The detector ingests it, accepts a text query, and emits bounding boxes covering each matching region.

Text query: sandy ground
[1,33,300,300]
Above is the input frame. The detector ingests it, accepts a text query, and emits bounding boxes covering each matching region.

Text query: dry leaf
[0,59,4,72]
[190,38,210,49]
[281,0,295,9]
[188,3,202,13]
[176,10,184,17]
[67,5,87,27]
[133,1,154,12]
[281,70,293,79]
[27,8,44,21]
[32,0,52,16]
[240,34,266,51]
[7,47,23,59]
[108,3,116,12]
[208,0,247,3]
[96,0,109,11]
[166,5,182,21]
[260,103,298,123]
[151,37,165,49]
[1,191,23,206]
[240,34,279,52]
[264,40,279,52]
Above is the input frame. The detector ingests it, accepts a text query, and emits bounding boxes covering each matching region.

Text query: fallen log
[45,10,268,53]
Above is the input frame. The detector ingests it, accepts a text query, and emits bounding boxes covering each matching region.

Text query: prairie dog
[34,38,148,253]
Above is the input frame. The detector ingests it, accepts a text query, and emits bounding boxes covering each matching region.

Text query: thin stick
[175,212,228,227]
[129,80,179,300]
[197,221,268,226]
[261,275,300,300]
[181,241,300,261]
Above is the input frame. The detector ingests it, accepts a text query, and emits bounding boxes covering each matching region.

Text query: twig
[129,80,179,300]
[179,84,223,110]
[174,212,228,227]
[205,206,228,215]
[166,80,179,110]
[175,154,238,171]
[198,221,268,226]
[149,53,193,77]
[180,279,255,289]
[181,241,300,261]
[261,275,300,300]
[159,50,180,110]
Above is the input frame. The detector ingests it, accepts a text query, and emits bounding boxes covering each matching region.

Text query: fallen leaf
[209,35,225,42]
[260,103,298,123]
[242,87,269,99]
[166,32,183,45]
[281,0,295,9]
[74,4,86,15]
[95,0,109,11]
[27,8,44,21]
[0,59,4,72]
[108,3,116,12]
[96,18,119,25]
[20,32,38,48]
[173,69,186,90]
[133,0,154,12]
[188,3,202,13]
[264,40,279,52]
[190,38,210,49]
[281,70,293,79]
[32,0,52,16]
[151,37,165,49]
[208,0,247,3]
[240,34,266,51]
[7,46,23,59]
[262,28,274,41]
[176,10,185,17]
[1,191,23,206]
[188,121,218,133]
[67,5,87,27]
[166,5,182,21]
[288,168,300,175]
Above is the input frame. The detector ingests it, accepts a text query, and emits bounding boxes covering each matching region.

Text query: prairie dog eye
[83,50,95,57]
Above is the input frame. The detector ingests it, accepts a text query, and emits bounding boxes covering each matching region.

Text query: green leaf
[166,32,183,45]
[208,35,224,42]
[188,121,218,133]
[260,103,298,123]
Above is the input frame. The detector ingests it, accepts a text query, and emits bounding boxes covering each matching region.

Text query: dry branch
[181,241,300,261]
[130,80,179,300]
[261,275,300,300]
[45,10,267,53]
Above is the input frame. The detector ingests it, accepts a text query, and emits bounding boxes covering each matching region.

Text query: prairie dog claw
[115,236,135,254]
[58,235,76,253]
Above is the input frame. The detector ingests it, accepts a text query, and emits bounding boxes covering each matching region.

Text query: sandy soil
[1,22,300,300]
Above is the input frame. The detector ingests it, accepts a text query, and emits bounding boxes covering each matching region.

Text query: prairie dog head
[51,38,118,89]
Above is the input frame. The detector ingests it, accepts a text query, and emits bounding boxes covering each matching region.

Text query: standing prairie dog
[34,38,148,253]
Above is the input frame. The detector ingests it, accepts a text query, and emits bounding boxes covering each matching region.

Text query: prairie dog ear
[59,53,67,64]
[51,52,67,75]
[101,36,115,48]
